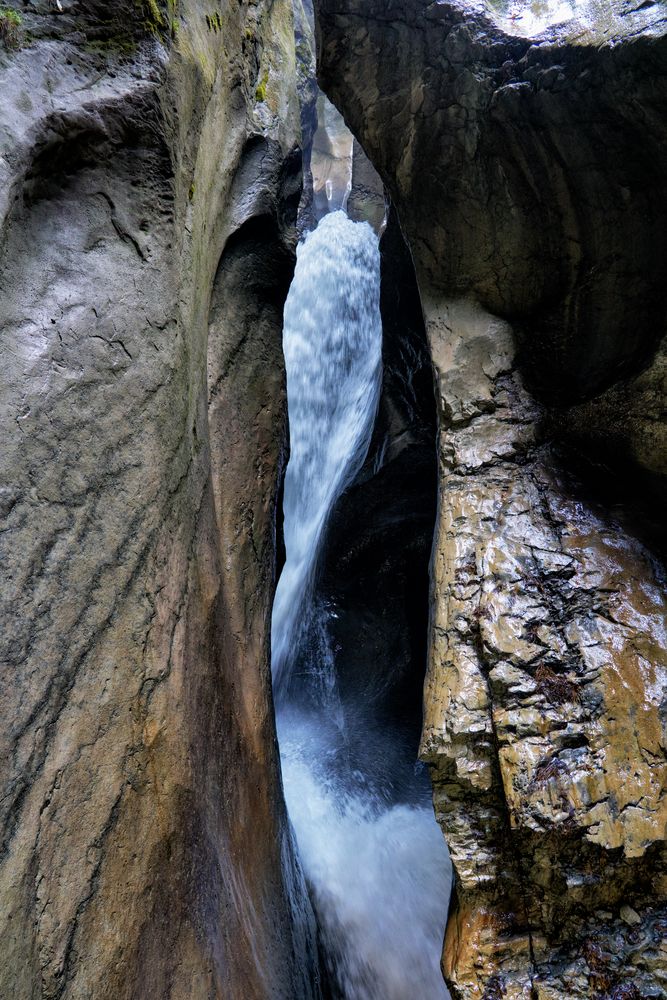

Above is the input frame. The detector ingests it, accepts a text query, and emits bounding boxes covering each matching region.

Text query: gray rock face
[315,0,667,412]
[0,2,319,997]
[347,138,386,234]
[314,0,667,996]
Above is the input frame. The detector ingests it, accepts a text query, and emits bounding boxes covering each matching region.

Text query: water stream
[271,210,451,998]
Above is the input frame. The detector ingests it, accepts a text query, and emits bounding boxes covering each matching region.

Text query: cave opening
[269,130,452,994]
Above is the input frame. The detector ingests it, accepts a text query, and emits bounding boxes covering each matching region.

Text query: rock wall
[316,0,667,429]
[347,137,386,234]
[0,2,319,997]
[314,0,667,996]
[422,299,667,999]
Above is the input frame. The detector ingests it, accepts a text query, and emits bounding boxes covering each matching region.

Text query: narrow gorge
[272,206,450,997]
[1,1,666,999]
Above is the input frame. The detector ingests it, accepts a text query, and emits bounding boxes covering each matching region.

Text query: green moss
[255,68,269,103]
[84,37,139,56]
[166,0,179,39]
[146,0,163,26]
[0,6,23,49]
[197,49,213,85]
[205,11,222,32]
[188,182,195,201]
[135,0,164,34]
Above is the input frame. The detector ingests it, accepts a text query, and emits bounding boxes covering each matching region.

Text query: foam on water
[279,712,451,999]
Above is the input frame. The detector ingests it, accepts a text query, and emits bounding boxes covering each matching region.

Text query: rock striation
[314,0,667,995]
[0,2,319,997]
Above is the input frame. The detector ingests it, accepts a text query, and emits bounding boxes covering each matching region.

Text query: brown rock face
[314,0,667,995]
[0,2,318,997]
[422,300,667,998]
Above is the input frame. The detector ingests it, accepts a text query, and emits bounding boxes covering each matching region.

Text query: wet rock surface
[422,299,667,998]
[0,2,319,997]
[347,138,386,233]
[314,0,667,995]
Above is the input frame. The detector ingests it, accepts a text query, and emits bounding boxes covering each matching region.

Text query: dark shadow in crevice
[546,436,667,567]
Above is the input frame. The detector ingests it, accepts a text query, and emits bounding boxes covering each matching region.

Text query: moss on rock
[0,7,22,50]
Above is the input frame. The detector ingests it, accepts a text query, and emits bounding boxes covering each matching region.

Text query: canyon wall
[0,2,319,997]
[314,1,667,996]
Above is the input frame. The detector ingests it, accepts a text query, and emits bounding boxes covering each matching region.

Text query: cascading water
[272,210,451,998]
[271,212,382,694]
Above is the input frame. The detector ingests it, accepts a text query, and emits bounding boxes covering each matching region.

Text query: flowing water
[271,212,383,695]
[272,210,451,998]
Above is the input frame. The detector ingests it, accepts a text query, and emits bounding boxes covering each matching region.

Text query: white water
[272,210,451,998]
[279,711,451,999]
[271,212,383,694]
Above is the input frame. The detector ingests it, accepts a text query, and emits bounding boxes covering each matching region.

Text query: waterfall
[271,212,383,695]
[272,210,451,998]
